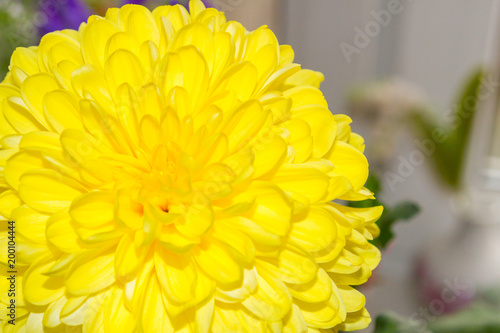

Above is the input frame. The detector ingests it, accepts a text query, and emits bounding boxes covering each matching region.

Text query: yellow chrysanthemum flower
[0,1,382,332]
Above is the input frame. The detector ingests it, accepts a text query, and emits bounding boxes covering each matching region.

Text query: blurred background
[2,0,500,332]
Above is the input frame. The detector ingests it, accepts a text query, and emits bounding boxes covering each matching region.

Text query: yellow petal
[83,293,107,332]
[189,0,207,17]
[218,216,281,249]
[279,244,318,284]
[11,205,48,244]
[59,129,108,165]
[294,282,346,329]
[285,69,325,88]
[60,295,91,326]
[46,210,82,253]
[43,90,83,132]
[211,224,254,265]
[18,169,86,213]
[242,261,292,322]
[234,181,292,237]
[221,100,271,153]
[26,312,45,333]
[3,97,46,133]
[0,190,22,219]
[10,47,39,76]
[106,49,146,92]
[338,286,365,313]
[126,6,160,46]
[65,248,116,295]
[71,65,112,108]
[283,304,308,333]
[246,43,278,86]
[103,286,136,333]
[252,133,287,178]
[154,244,197,303]
[215,61,258,102]
[289,206,337,254]
[43,296,66,328]
[161,46,208,111]
[69,191,114,228]
[177,198,214,239]
[194,239,242,287]
[327,141,369,190]
[287,268,333,303]
[273,164,330,203]
[336,308,371,331]
[284,86,328,109]
[21,73,59,128]
[81,17,119,67]
[0,135,22,149]
[215,268,258,303]
[212,305,266,333]
[294,106,336,157]
[140,275,175,333]
[24,259,65,306]
[114,233,147,278]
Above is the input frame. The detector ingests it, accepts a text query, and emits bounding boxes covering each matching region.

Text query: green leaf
[372,201,420,249]
[373,313,429,333]
[429,303,500,333]
[410,69,484,190]
[389,202,420,220]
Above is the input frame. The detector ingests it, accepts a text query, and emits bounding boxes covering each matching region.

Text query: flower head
[0,1,382,332]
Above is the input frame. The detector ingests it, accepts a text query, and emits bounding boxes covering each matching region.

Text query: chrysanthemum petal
[46,211,82,253]
[24,259,64,306]
[194,239,242,287]
[3,97,46,133]
[289,206,337,254]
[273,164,330,203]
[11,205,48,244]
[335,308,371,331]
[212,304,266,332]
[65,248,115,295]
[288,268,333,304]
[327,141,369,191]
[18,169,85,213]
[106,49,146,91]
[338,286,365,313]
[69,191,114,228]
[154,244,197,303]
[140,275,175,333]
[103,287,136,333]
[43,90,84,132]
[279,244,318,284]
[21,74,61,125]
[114,233,147,278]
[81,18,119,68]
[294,282,346,329]
[0,190,22,219]
[43,296,66,328]
[242,262,292,322]
[216,268,258,303]
[10,48,39,77]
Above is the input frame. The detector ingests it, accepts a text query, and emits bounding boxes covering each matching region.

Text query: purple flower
[38,0,92,37]
[122,0,148,4]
